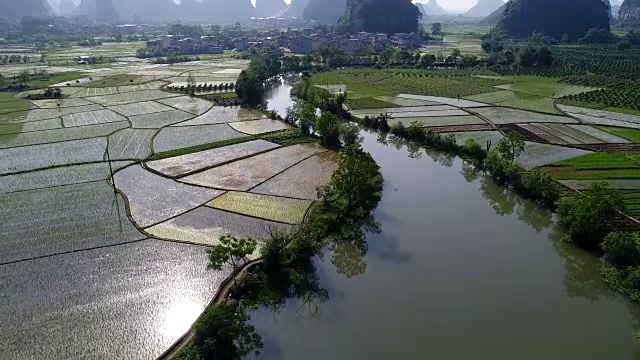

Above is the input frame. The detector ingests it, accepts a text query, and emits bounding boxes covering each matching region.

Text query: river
[252,81,640,360]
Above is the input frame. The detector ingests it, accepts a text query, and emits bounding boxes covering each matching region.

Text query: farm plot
[85,90,179,106]
[557,104,640,124]
[31,98,93,109]
[0,161,132,194]
[0,121,127,149]
[354,109,469,119]
[156,96,213,115]
[146,139,279,177]
[146,207,290,247]
[108,101,174,117]
[129,109,194,129]
[518,142,592,170]
[174,107,264,126]
[569,125,630,143]
[0,239,224,360]
[0,104,104,123]
[0,118,62,135]
[0,137,107,175]
[398,94,489,108]
[444,130,505,146]
[152,124,245,153]
[108,129,156,160]
[181,144,327,191]
[466,90,559,114]
[228,119,291,135]
[117,81,166,93]
[252,151,338,200]
[558,179,640,190]
[351,105,457,116]
[71,87,119,97]
[0,181,143,264]
[471,107,578,125]
[207,192,312,224]
[62,109,127,127]
[374,96,439,107]
[535,123,616,144]
[0,99,32,115]
[595,126,640,143]
[388,115,487,127]
[565,112,640,130]
[114,164,223,227]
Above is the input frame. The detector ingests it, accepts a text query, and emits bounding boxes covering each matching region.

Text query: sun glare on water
[161,295,203,339]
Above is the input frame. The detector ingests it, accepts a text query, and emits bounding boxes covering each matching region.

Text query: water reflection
[162,295,202,339]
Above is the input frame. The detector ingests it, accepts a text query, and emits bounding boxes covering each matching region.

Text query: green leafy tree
[602,232,640,267]
[194,302,263,360]
[431,22,442,35]
[496,132,526,162]
[315,112,341,147]
[187,72,197,88]
[557,181,626,248]
[17,70,29,86]
[339,123,363,146]
[208,235,258,290]
[318,144,384,214]
[519,169,559,207]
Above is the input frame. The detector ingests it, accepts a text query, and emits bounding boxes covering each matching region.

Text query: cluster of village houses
[146,30,421,55]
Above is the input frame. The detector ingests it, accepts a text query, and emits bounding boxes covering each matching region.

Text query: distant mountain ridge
[423,0,446,15]
[498,0,610,40]
[303,0,346,23]
[0,0,53,18]
[619,0,640,27]
[465,0,505,17]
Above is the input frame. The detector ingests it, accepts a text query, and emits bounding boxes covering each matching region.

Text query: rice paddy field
[0,56,339,359]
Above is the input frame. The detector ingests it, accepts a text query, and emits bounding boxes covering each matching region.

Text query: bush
[519,169,559,208]
[557,182,626,248]
[378,118,390,133]
[315,112,341,147]
[483,151,520,184]
[339,123,363,146]
[389,122,407,138]
[461,138,486,164]
[602,232,640,267]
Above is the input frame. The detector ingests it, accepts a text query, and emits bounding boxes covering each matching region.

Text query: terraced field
[0,58,338,359]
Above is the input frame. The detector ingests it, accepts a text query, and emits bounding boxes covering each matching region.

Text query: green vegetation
[235,54,281,105]
[208,235,258,290]
[597,126,640,143]
[89,75,146,87]
[310,68,507,102]
[175,302,263,360]
[346,97,399,110]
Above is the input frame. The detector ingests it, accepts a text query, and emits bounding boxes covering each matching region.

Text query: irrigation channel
[251,81,640,360]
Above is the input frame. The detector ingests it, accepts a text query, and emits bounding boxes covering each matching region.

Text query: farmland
[0,55,337,359]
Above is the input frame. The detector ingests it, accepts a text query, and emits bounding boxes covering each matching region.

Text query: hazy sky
[52,0,491,15]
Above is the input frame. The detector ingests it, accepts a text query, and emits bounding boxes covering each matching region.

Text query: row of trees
[358,111,640,304]
[235,54,281,105]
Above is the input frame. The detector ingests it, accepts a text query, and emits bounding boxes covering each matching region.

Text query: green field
[596,126,640,143]
[311,68,507,109]
[543,152,640,180]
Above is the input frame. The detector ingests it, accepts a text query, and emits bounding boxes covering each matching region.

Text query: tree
[496,132,526,162]
[186,72,197,88]
[315,112,341,147]
[208,235,258,290]
[339,123,363,146]
[557,181,626,248]
[602,232,640,267]
[431,22,442,35]
[17,70,29,86]
[194,302,263,360]
[318,144,384,214]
